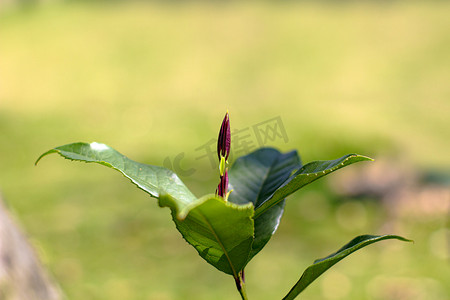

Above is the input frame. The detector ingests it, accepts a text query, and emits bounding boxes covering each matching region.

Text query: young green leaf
[160,194,254,277]
[36,142,197,213]
[255,154,373,218]
[282,235,413,300]
[36,142,255,277]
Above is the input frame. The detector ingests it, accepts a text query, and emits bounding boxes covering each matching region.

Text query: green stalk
[235,271,248,300]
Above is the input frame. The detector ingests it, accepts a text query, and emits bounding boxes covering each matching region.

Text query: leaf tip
[400,237,414,244]
[352,154,374,162]
[34,157,42,166]
[35,149,57,166]
[364,155,375,162]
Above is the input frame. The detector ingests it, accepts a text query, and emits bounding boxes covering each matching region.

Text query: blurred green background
[0,1,449,299]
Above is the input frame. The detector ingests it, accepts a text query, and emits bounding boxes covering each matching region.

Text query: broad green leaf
[159,194,254,276]
[36,142,255,276]
[36,142,197,216]
[227,148,301,260]
[282,235,412,300]
[255,154,373,218]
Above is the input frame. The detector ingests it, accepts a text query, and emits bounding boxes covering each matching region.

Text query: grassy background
[0,1,449,299]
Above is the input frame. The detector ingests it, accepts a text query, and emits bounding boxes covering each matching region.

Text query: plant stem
[235,271,249,300]
[238,285,248,300]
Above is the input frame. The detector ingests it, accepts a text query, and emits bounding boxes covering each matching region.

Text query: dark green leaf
[227,148,301,260]
[282,235,413,300]
[255,154,373,218]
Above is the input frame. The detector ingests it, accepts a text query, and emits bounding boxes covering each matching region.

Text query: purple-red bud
[217,112,231,161]
[216,170,229,198]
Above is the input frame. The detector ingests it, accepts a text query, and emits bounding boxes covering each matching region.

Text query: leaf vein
[197,211,238,278]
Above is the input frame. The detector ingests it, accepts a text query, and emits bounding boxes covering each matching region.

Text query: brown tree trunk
[0,197,62,300]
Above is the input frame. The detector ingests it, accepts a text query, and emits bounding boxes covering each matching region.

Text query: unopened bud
[217,111,231,161]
